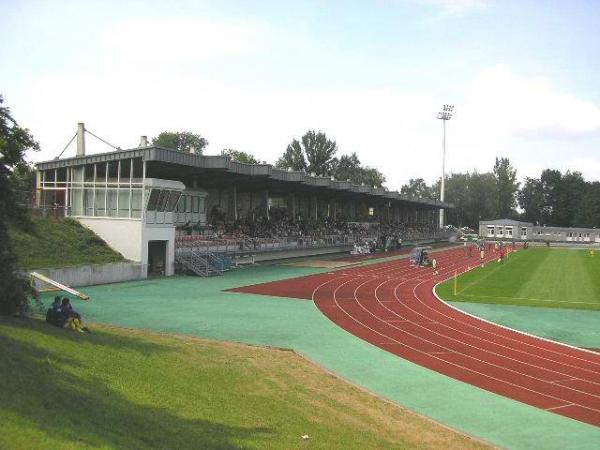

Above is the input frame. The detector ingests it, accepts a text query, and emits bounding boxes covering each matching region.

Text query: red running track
[230,248,600,427]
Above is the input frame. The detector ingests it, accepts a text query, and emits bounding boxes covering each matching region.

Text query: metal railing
[174,233,356,256]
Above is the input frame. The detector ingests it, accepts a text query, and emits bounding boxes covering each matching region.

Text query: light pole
[437,104,453,229]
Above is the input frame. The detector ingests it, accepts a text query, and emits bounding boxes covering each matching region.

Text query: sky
[1,0,600,191]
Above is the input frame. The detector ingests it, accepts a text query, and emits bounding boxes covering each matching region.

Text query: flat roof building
[479,219,600,244]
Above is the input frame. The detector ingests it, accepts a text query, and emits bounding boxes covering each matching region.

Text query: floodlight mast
[437,104,453,229]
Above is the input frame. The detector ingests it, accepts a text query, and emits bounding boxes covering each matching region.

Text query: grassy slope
[437,248,600,310]
[0,318,489,450]
[9,217,124,270]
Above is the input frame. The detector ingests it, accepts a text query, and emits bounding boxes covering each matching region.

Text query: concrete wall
[78,217,142,261]
[31,262,146,289]
[251,245,352,262]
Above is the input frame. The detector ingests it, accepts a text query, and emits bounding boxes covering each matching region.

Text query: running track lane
[230,248,600,427]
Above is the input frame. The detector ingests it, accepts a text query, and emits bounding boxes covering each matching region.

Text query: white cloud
[446,65,600,181]
[464,65,600,138]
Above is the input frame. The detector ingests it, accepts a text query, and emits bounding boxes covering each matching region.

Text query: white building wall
[77,217,143,261]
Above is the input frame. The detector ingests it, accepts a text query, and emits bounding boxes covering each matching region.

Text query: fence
[174,234,356,256]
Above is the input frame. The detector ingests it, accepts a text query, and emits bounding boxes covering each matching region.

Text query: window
[368,207,374,216]
[146,189,160,211]
[521,227,527,237]
[505,226,513,237]
[487,225,495,237]
[496,226,503,236]
[167,191,181,212]
[156,190,170,212]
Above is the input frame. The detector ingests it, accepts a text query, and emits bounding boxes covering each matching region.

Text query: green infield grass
[0,317,490,450]
[436,247,600,310]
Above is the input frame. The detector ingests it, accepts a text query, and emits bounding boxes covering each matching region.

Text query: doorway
[148,240,167,277]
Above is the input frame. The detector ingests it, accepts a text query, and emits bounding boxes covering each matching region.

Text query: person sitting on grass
[45,296,64,327]
[60,297,90,333]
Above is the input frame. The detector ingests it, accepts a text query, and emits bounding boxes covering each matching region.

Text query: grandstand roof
[36,146,452,209]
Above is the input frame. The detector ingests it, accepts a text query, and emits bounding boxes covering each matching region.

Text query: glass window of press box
[39,159,145,218]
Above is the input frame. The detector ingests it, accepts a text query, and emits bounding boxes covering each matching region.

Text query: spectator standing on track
[432,258,438,275]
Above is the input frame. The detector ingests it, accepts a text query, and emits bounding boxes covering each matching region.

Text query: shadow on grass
[0,319,271,449]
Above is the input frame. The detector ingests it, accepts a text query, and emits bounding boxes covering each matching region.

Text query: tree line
[401,158,600,230]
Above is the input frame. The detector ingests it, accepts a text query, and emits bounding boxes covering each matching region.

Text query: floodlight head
[437,104,454,120]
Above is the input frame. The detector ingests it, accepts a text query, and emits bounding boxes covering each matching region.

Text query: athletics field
[437,247,600,310]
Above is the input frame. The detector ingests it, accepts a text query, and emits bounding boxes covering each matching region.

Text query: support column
[92,163,97,217]
[116,161,120,217]
[233,184,238,221]
[141,159,146,220]
[264,190,269,219]
[291,193,296,220]
[65,168,70,217]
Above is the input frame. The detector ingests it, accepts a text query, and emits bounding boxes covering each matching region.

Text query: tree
[493,157,519,218]
[401,178,437,199]
[221,149,260,164]
[152,131,208,154]
[557,171,586,227]
[276,140,307,172]
[330,153,386,187]
[357,167,386,188]
[0,95,39,315]
[539,169,562,225]
[518,177,544,224]
[575,182,600,228]
[331,153,361,182]
[276,130,337,176]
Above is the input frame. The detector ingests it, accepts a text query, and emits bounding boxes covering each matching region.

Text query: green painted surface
[40,265,600,449]
[438,248,600,310]
[448,301,600,349]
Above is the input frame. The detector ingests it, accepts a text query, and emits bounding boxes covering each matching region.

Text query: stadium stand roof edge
[35,145,453,209]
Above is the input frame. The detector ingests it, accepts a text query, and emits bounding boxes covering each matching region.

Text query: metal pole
[437,104,453,229]
[439,118,446,229]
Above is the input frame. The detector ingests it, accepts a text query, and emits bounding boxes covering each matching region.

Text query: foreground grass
[9,217,124,270]
[0,318,490,450]
[437,248,600,310]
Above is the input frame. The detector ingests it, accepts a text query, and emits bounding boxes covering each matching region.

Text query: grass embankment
[0,318,489,450]
[9,217,124,270]
[437,248,600,310]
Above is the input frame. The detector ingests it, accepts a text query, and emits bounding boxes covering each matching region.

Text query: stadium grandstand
[34,124,453,277]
